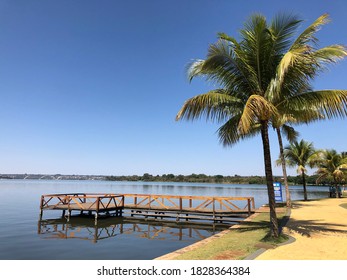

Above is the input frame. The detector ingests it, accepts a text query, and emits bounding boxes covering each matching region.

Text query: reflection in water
[38,216,227,244]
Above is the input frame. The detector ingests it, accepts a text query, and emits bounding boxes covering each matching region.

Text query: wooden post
[213,198,216,222]
[95,197,100,225]
[66,195,71,221]
[39,195,44,219]
[247,198,251,216]
[94,212,98,226]
[39,195,44,221]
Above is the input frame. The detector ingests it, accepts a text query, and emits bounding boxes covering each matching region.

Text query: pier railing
[121,194,255,215]
[40,193,124,218]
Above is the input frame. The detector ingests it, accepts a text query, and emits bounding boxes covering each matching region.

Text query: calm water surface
[0,180,328,260]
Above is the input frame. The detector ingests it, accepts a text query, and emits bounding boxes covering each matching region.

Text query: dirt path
[255,198,347,260]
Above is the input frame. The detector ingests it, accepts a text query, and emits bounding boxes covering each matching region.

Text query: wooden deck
[39,193,255,225]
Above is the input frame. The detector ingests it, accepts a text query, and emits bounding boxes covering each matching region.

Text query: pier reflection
[38,216,228,243]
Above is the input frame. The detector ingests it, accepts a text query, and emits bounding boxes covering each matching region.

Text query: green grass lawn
[173,210,288,260]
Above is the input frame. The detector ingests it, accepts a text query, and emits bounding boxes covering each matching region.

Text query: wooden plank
[165,197,179,208]
[152,197,169,209]
[221,199,241,210]
[193,199,212,211]
[70,197,85,209]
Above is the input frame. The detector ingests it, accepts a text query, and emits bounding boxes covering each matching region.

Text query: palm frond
[313,45,347,63]
[202,39,260,96]
[186,59,205,82]
[217,117,261,146]
[282,90,347,119]
[281,124,299,143]
[267,15,346,104]
[291,13,330,49]
[269,13,302,54]
[239,14,273,93]
[175,90,242,122]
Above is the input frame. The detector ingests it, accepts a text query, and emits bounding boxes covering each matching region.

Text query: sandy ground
[256,197,347,260]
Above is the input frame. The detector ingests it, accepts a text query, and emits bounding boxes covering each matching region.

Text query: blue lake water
[0,180,328,260]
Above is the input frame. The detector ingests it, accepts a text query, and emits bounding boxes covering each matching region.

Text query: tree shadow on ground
[283,219,347,237]
[339,203,347,210]
[234,218,347,238]
[290,198,347,209]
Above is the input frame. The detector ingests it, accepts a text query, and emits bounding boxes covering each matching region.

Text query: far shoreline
[0,173,331,187]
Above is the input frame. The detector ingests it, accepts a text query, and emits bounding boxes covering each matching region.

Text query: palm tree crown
[281,139,320,200]
[178,14,347,144]
[316,149,347,186]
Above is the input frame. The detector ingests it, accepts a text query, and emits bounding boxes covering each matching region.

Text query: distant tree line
[105,173,328,185]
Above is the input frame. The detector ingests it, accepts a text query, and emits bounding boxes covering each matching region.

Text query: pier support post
[213,198,216,222]
[39,209,43,221]
[94,213,98,225]
[39,195,44,220]
[66,210,71,222]
[176,213,180,222]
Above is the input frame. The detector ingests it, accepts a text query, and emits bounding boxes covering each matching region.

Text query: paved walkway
[256,197,347,260]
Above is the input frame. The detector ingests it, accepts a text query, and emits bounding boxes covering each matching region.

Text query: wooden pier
[39,193,255,225]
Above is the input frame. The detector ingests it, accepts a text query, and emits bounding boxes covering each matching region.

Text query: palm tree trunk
[302,172,308,201]
[261,121,279,238]
[276,128,292,208]
[334,180,338,198]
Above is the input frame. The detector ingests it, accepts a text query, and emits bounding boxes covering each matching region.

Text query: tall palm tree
[176,13,347,238]
[316,150,347,196]
[281,140,320,200]
[273,120,299,208]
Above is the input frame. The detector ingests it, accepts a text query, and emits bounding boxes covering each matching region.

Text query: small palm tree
[316,150,347,196]
[274,110,324,208]
[281,140,320,200]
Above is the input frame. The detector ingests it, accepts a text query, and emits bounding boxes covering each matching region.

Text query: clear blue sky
[0,0,346,176]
